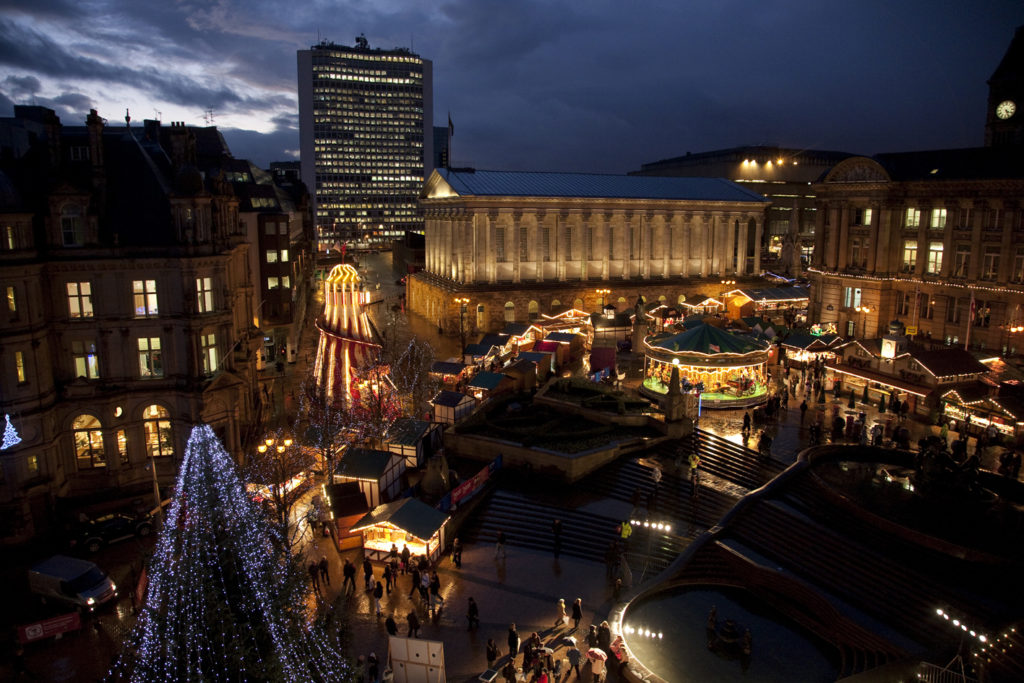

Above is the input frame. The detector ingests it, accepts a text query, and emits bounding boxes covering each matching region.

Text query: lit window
[281,276,291,288]
[72,340,100,379]
[5,225,14,250]
[843,287,862,308]
[267,276,279,289]
[953,245,970,278]
[854,208,872,226]
[927,242,943,274]
[902,240,918,270]
[67,282,93,318]
[266,250,279,263]
[196,277,214,313]
[982,247,1000,280]
[73,414,106,469]
[138,337,163,378]
[143,405,174,458]
[133,280,159,317]
[15,350,26,383]
[201,333,218,375]
[496,227,506,263]
[930,208,946,230]
[905,208,920,229]
[27,454,38,475]
[117,429,128,465]
[5,285,16,319]
[1014,248,1024,283]
[280,249,289,262]
[61,205,84,246]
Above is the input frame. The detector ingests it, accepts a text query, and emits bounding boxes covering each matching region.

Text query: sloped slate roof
[385,417,431,446]
[464,343,497,357]
[782,332,829,351]
[912,349,988,378]
[545,332,579,343]
[503,323,532,336]
[649,324,769,355]
[436,168,767,203]
[350,498,448,542]
[324,482,369,517]
[335,448,394,480]
[467,371,507,390]
[430,361,467,375]
[735,286,810,303]
[431,390,472,407]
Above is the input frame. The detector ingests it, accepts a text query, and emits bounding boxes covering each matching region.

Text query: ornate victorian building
[0,107,262,541]
[408,169,769,336]
[808,26,1024,350]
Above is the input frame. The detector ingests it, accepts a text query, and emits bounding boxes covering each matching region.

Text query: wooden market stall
[333,447,406,509]
[384,417,442,469]
[323,482,369,551]
[350,497,450,564]
[430,390,476,425]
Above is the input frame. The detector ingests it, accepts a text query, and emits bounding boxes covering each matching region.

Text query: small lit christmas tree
[109,425,351,682]
[1,413,21,450]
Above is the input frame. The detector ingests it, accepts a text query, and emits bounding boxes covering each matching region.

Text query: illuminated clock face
[996,100,1016,120]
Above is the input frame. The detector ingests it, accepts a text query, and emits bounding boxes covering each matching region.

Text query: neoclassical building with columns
[408,168,769,336]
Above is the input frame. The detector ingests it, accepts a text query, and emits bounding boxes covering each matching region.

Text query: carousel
[641,323,770,408]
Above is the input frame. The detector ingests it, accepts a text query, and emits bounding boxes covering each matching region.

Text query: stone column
[753,216,763,275]
[837,205,850,271]
[813,204,826,268]
[825,205,840,270]
[867,205,880,273]
[737,216,749,275]
[512,210,522,283]
[680,213,691,278]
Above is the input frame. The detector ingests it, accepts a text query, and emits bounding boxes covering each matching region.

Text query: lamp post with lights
[854,305,872,338]
[454,297,470,353]
[596,288,611,310]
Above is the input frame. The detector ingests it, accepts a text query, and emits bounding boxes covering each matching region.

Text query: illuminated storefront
[350,497,449,563]
[641,324,770,408]
[940,388,1024,437]
[781,333,842,366]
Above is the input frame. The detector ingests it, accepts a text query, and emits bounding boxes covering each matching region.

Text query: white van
[28,555,117,610]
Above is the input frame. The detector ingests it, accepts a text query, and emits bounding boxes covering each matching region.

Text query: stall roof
[727,285,810,303]
[467,371,507,390]
[430,360,468,376]
[591,312,633,329]
[335,448,395,480]
[545,332,578,343]
[478,333,510,348]
[350,497,449,541]
[679,294,722,308]
[385,417,432,446]
[504,359,537,376]
[463,343,498,357]
[782,332,834,351]
[324,482,369,518]
[503,322,539,337]
[534,340,560,353]
[518,351,553,366]
[912,348,988,379]
[648,324,769,355]
[431,390,473,407]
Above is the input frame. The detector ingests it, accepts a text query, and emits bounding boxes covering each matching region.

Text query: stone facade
[410,169,769,335]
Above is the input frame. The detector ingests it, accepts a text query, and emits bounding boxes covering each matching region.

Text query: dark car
[70,512,153,553]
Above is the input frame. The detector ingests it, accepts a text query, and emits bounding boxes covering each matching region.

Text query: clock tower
[986,25,1024,146]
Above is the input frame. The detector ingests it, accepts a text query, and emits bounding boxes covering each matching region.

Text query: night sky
[1,1,1022,173]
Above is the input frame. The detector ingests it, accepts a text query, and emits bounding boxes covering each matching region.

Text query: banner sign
[17,611,81,643]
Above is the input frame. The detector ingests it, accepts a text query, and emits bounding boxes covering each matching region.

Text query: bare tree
[383,337,441,420]
[244,428,317,551]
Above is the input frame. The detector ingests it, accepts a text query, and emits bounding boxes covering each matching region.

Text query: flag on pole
[965,291,976,350]
[448,112,454,138]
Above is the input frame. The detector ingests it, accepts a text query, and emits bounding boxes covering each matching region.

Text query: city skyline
[0,1,1022,172]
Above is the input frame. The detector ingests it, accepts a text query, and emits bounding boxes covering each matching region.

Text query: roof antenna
[125,108,131,128]
[204,108,215,126]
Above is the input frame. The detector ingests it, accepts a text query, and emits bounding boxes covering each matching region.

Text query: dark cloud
[2,75,41,98]
[221,124,298,170]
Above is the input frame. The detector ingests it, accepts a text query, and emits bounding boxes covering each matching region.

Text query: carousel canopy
[350,497,448,541]
[649,324,769,355]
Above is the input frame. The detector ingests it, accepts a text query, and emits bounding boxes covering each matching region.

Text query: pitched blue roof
[351,498,448,542]
[335,448,395,480]
[436,168,767,203]
[431,390,472,407]
[385,417,431,446]
[467,371,507,390]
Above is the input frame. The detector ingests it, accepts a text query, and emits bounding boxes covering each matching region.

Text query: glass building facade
[298,41,433,249]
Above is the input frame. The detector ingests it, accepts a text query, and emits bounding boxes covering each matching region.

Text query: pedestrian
[383,562,393,594]
[742,411,751,435]
[614,578,623,601]
[495,529,507,559]
[572,597,583,631]
[800,399,808,424]
[385,614,398,636]
[362,557,374,590]
[419,569,430,603]
[552,518,563,558]
[467,597,480,630]
[388,542,399,564]
[373,580,384,615]
[597,620,612,654]
[486,637,499,668]
[343,559,356,594]
[407,610,420,638]
[319,555,330,586]
[502,659,517,683]
[554,597,568,628]
[566,642,582,679]
[452,537,463,568]
[408,566,421,599]
[585,625,599,647]
[308,560,321,594]
[367,652,379,683]
[429,571,445,607]
[618,519,632,549]
[401,543,411,574]
[508,623,520,658]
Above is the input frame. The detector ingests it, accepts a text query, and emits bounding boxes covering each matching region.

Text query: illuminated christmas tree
[109,425,351,682]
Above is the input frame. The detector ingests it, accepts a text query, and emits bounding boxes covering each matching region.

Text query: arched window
[528,300,539,320]
[573,298,583,311]
[551,299,561,309]
[658,295,667,302]
[73,414,105,469]
[143,404,174,458]
[476,304,486,329]
[678,294,687,304]
[504,301,515,323]
[61,205,84,246]
[618,297,627,304]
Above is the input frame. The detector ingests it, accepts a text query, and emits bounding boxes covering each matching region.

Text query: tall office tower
[298,37,433,250]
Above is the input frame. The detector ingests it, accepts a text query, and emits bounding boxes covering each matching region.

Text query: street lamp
[596,288,611,309]
[854,305,872,338]
[454,297,470,352]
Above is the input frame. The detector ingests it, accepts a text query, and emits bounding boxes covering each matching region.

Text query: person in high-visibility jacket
[688,452,701,473]
[619,519,632,546]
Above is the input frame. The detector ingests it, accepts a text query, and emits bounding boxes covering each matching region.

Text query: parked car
[28,555,117,610]
[70,512,153,553]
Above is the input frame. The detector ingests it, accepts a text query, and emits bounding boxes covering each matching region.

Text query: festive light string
[109,424,349,682]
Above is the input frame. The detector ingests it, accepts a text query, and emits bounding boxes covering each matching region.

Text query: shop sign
[905,325,918,336]
[17,612,81,643]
